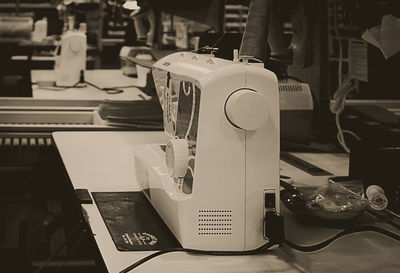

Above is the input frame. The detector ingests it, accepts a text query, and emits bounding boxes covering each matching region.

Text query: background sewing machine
[135,51,280,251]
[54,31,87,87]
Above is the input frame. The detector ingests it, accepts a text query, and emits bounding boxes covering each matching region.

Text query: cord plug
[264,211,285,245]
[79,70,85,83]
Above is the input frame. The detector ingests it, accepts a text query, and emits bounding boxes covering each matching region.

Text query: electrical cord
[119,222,400,273]
[84,80,124,94]
[35,81,125,94]
[33,80,83,91]
[329,0,362,153]
[330,0,353,153]
[330,76,361,153]
[284,225,400,252]
[119,241,276,273]
[35,69,130,94]
[367,208,400,230]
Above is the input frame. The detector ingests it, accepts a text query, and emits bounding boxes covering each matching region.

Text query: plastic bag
[281,178,369,220]
[306,182,367,214]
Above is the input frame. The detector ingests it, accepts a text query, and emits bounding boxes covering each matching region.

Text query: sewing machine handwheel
[165,139,189,178]
[69,39,82,53]
[225,89,269,130]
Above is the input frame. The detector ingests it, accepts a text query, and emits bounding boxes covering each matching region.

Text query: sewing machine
[55,31,86,87]
[134,52,280,251]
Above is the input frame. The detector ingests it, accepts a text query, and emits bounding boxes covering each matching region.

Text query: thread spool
[366,185,388,211]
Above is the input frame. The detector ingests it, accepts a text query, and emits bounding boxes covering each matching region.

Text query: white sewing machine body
[135,52,280,251]
[55,31,86,87]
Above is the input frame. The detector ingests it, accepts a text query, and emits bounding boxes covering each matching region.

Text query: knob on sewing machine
[165,139,189,178]
[225,89,269,130]
[69,38,82,53]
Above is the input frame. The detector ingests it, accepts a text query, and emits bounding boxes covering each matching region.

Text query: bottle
[78,23,87,34]
[136,53,153,87]
[32,18,47,42]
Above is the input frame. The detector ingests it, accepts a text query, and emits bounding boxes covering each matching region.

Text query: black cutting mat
[92,192,181,251]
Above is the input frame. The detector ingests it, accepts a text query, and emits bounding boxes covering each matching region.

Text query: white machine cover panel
[153,68,201,193]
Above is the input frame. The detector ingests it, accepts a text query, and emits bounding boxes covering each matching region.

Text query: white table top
[31,69,149,101]
[53,131,400,273]
[53,131,306,273]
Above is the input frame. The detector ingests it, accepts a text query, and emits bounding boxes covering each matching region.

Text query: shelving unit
[223,1,250,33]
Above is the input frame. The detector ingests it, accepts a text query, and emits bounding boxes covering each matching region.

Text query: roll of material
[0,16,33,39]
[239,0,272,62]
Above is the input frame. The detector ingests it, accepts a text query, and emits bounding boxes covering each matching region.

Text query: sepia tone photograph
[0,0,399,272]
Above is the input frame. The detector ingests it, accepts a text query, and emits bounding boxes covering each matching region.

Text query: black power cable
[119,224,400,273]
[119,241,276,273]
[83,80,125,94]
[283,225,400,252]
[38,70,130,94]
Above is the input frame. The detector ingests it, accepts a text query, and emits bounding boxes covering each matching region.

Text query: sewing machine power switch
[264,190,276,211]
[263,189,280,241]
[225,89,269,130]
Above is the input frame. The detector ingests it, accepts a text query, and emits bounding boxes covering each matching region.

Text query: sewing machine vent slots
[198,210,232,236]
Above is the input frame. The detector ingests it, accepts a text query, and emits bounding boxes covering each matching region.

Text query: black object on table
[92,192,181,251]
